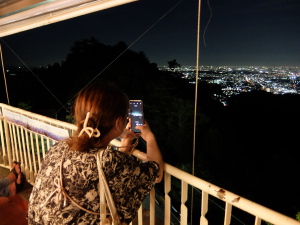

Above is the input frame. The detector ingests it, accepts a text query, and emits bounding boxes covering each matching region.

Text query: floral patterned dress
[27,140,159,225]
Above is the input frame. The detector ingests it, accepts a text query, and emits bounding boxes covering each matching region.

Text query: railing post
[200,191,208,225]
[16,125,25,171]
[41,137,46,158]
[180,181,188,225]
[164,172,171,225]
[254,217,262,225]
[150,188,155,225]
[3,117,12,166]
[20,126,30,180]
[10,124,17,161]
[0,118,7,165]
[24,127,34,182]
[137,205,143,225]
[35,133,42,170]
[29,132,37,183]
[224,202,232,225]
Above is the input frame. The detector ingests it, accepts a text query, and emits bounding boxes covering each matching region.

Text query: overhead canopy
[0,0,137,37]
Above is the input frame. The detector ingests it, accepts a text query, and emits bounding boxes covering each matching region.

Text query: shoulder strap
[40,148,102,215]
[42,148,120,225]
[96,150,121,225]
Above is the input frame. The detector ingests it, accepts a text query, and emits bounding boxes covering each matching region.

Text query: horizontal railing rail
[0,103,299,225]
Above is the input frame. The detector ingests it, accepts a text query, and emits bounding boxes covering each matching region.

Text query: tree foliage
[167,59,181,69]
[60,37,158,100]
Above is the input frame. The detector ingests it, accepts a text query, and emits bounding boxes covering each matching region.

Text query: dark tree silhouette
[167,59,181,70]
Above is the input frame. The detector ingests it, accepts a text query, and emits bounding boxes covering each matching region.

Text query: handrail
[0,103,299,225]
[164,163,300,225]
[0,103,76,130]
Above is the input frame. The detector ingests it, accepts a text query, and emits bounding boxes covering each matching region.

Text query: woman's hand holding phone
[135,121,154,142]
[119,118,137,153]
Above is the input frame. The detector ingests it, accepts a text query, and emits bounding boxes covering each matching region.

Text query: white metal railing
[0,103,76,184]
[0,103,299,225]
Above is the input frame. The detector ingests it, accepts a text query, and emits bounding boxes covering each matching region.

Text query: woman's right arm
[136,121,164,183]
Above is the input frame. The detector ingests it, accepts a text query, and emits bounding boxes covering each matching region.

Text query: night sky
[1,0,300,67]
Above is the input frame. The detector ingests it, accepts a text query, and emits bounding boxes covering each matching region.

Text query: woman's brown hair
[67,82,128,152]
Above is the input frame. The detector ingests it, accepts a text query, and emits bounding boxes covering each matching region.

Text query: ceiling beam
[0,0,137,37]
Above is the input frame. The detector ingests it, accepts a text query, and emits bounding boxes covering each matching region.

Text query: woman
[28,82,163,224]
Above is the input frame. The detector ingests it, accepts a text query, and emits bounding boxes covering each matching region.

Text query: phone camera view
[129,101,144,133]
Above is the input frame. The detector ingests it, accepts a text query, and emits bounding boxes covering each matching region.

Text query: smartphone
[129,100,144,133]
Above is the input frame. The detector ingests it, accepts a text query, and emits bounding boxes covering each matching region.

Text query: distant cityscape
[6,65,300,106]
[159,66,300,106]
